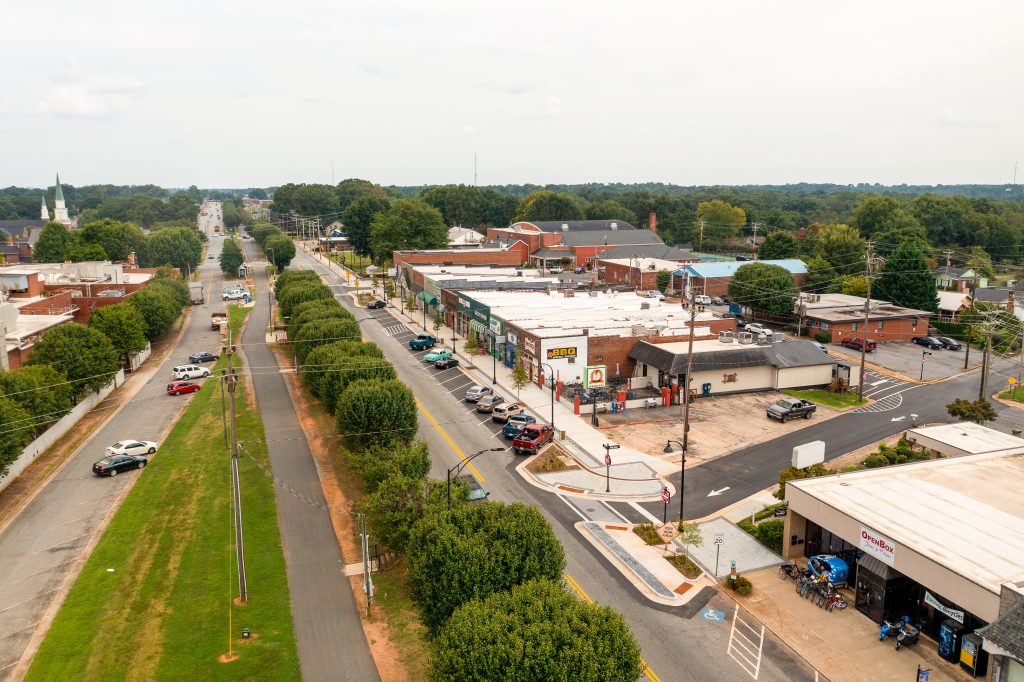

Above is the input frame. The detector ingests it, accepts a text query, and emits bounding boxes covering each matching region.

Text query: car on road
[502,414,537,438]
[491,402,523,422]
[936,336,962,350]
[841,337,876,352]
[106,440,158,457]
[208,255,215,259]
[222,289,246,301]
[424,348,453,363]
[167,381,200,396]
[409,334,437,350]
[766,397,817,422]
[367,300,386,309]
[744,322,773,336]
[694,295,712,306]
[92,454,147,477]
[465,385,491,402]
[455,474,489,502]
[512,424,554,454]
[188,351,219,363]
[711,296,725,305]
[172,364,210,380]
[434,357,459,370]
[912,336,944,350]
[476,394,505,413]
[548,266,563,274]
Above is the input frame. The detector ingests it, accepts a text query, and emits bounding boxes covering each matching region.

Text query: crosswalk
[382,324,407,337]
[851,370,912,413]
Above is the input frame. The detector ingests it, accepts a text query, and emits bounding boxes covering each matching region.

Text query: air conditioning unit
[610,222,618,230]
[718,330,734,343]
[588,290,599,297]
[738,332,754,344]
[640,302,650,310]
[756,335,772,346]
[561,223,569,231]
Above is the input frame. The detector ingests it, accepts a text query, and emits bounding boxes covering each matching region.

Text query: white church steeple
[53,173,69,224]
[40,196,50,221]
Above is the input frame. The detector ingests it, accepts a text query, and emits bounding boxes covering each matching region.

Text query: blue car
[502,414,537,438]
[807,555,849,586]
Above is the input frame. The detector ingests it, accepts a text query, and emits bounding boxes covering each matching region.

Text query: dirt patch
[525,444,575,474]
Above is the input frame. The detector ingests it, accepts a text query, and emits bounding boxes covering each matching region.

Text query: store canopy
[468,320,489,335]
[416,292,438,305]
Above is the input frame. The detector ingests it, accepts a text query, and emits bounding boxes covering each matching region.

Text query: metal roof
[562,230,664,247]
[675,259,808,278]
[515,219,638,233]
[628,339,831,374]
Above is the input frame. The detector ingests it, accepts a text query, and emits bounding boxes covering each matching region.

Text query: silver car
[465,385,491,402]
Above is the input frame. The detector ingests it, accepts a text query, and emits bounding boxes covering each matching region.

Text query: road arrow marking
[707,487,731,497]
[891,416,906,422]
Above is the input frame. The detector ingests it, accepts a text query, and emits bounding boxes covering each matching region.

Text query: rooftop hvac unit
[718,330,734,343]
[756,335,772,346]
[515,270,523,277]
[564,289,575,297]
[648,264,656,270]
[610,222,618,230]
[641,302,651,310]
[738,331,754,344]
[588,290,599,297]
[561,223,569,231]
[631,324,648,336]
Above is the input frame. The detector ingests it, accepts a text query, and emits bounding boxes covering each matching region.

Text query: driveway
[831,340,979,381]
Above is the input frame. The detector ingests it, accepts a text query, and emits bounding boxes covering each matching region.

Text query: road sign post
[714,532,725,577]
[661,487,670,524]
[602,443,619,494]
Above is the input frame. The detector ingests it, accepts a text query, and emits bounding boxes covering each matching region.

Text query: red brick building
[799,293,934,343]
[601,257,681,290]
[393,241,530,269]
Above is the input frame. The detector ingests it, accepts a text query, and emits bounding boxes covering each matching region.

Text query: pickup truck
[766,397,817,422]
[409,334,437,350]
[502,414,536,438]
[512,424,554,455]
[211,312,228,331]
[841,337,877,352]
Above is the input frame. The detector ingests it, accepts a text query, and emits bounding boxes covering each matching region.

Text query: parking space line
[727,605,765,679]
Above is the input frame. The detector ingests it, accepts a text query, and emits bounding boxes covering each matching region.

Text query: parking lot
[830,338,980,381]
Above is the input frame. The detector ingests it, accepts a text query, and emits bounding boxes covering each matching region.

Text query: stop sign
[604,453,611,466]
[661,488,670,503]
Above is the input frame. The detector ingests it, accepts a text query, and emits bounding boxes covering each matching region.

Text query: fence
[0,369,125,495]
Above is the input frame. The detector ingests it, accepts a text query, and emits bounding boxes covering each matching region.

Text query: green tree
[348,439,431,493]
[147,277,190,309]
[293,317,361,364]
[430,579,643,682]
[0,397,33,478]
[343,195,391,256]
[872,241,938,312]
[303,342,385,412]
[27,323,120,399]
[407,502,566,633]
[584,199,638,225]
[33,222,74,262]
[814,224,865,277]
[514,190,585,222]
[138,226,202,273]
[358,475,448,552]
[65,242,108,262]
[274,270,321,297]
[290,306,353,335]
[756,232,799,260]
[852,196,923,238]
[264,235,296,271]
[336,178,388,212]
[420,185,486,227]
[369,199,447,261]
[774,463,830,500]
[278,282,335,318]
[130,286,181,340]
[840,275,870,297]
[335,379,417,450]
[966,246,995,279]
[511,363,528,398]
[0,365,73,437]
[432,311,443,336]
[947,398,997,425]
[804,256,841,293]
[79,219,145,261]
[219,238,244,275]
[697,200,746,246]
[89,302,148,363]
[727,263,798,316]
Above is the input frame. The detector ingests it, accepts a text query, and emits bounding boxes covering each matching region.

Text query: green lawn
[27,308,299,682]
[783,388,866,409]
[998,388,1024,404]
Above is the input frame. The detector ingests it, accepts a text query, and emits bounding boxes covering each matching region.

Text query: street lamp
[539,362,556,434]
[489,331,497,384]
[663,439,686,525]
[447,447,504,510]
[920,350,933,381]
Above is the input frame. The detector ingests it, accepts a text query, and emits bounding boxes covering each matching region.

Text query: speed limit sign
[661,487,670,503]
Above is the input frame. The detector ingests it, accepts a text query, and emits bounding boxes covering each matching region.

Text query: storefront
[538,335,588,386]
[457,295,491,347]
[783,452,1024,678]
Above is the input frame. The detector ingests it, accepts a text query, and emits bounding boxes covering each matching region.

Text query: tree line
[270,268,643,680]
[34,220,203,274]
[0,274,190,479]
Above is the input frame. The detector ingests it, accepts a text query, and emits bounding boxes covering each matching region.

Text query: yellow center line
[565,573,662,682]
[414,396,484,482]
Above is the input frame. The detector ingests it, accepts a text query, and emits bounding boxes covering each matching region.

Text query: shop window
[820,322,829,331]
[877,320,884,330]
[912,318,918,329]
[851,322,858,332]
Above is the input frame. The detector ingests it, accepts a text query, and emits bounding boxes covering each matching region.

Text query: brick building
[600,257,681,290]
[675,259,808,297]
[392,241,530,269]
[798,293,934,343]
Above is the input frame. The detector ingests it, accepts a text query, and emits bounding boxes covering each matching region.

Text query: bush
[774,463,830,500]
[274,270,321,297]
[348,439,431,493]
[292,317,361,364]
[730,575,753,595]
[814,331,832,344]
[632,523,664,546]
[753,519,784,554]
[863,454,888,468]
[278,282,335,318]
[335,379,417,451]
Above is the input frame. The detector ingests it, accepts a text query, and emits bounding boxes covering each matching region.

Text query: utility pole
[857,241,875,399]
[751,222,760,259]
[698,219,705,252]
[224,327,247,603]
[680,292,698,452]
[943,249,954,269]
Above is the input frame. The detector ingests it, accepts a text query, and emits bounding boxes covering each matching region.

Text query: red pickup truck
[512,424,554,455]
[841,337,877,352]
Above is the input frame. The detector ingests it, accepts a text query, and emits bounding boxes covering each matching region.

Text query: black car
[367,300,386,309]
[435,357,459,370]
[188,351,219,363]
[911,336,943,350]
[936,336,962,350]
[92,454,147,477]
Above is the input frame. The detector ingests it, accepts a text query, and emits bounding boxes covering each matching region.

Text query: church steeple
[53,172,69,224]
[40,196,50,221]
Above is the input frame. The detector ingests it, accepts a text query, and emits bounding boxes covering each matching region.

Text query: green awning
[468,320,489,334]
[416,292,438,305]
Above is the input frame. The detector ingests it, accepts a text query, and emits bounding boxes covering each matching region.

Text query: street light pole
[447,447,504,510]
[540,362,556,434]
[664,439,686,524]
[920,350,932,381]
[490,332,497,384]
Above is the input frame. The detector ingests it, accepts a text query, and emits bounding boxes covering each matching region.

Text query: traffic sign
[661,487,670,503]
[604,453,611,466]
[713,532,725,545]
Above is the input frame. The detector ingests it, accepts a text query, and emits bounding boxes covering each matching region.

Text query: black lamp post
[539,362,556,434]
[489,331,497,384]
[920,350,932,381]
[664,439,686,524]
[447,448,504,510]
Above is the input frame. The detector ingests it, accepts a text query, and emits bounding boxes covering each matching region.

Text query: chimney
[1008,290,1015,315]
[649,211,657,233]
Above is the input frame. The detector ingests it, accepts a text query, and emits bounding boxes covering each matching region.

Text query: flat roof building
[904,422,1024,458]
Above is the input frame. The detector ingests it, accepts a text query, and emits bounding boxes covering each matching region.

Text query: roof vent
[561,223,569,232]
[610,222,618,230]
[640,302,650,310]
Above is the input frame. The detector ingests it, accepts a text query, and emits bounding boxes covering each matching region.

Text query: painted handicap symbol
[700,608,725,622]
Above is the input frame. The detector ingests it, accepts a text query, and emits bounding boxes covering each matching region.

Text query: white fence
[127,343,152,373]
[0,369,125,495]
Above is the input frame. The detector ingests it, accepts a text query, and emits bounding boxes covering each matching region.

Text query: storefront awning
[416,292,438,306]
[857,554,897,581]
[468,319,489,335]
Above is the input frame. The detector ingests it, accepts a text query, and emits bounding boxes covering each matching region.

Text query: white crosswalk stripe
[852,393,903,413]
[382,324,406,336]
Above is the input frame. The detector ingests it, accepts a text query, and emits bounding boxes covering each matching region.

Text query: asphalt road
[0,208,227,680]
[295,249,820,682]
[240,243,379,682]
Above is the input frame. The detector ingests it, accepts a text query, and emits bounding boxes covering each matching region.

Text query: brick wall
[692,273,806,297]
[807,315,928,342]
[18,291,75,316]
[602,262,660,290]
[583,318,737,378]
[393,246,528,268]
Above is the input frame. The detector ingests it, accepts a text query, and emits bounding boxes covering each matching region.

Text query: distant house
[798,293,934,342]
[973,286,1024,321]
[936,291,971,320]
[447,226,486,248]
[933,266,986,292]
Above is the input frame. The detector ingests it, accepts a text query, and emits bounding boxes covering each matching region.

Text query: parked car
[424,348,453,363]
[222,289,246,301]
[936,336,962,350]
[502,414,537,438]
[367,300,386,309]
[434,357,459,370]
[694,295,712,306]
[455,474,489,502]
[912,336,944,350]
[172,365,210,380]
[167,381,200,396]
[841,337,876,352]
[476,394,505,413]
[188,351,219,363]
[807,555,850,586]
[512,424,555,454]
[106,440,158,456]
[92,454,147,477]
[574,266,586,274]
[766,397,817,422]
[548,266,563,274]
[711,296,725,305]
[409,334,437,350]
[465,385,491,402]
[744,323,773,336]
[491,402,523,422]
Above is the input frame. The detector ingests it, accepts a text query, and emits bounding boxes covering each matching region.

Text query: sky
[4,0,1023,189]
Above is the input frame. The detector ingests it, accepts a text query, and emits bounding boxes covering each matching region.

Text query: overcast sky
[4,1,1022,189]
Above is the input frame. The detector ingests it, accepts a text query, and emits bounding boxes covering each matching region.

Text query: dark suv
[912,336,943,350]
[936,336,962,350]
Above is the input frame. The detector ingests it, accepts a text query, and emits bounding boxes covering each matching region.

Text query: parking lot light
[664,439,687,525]
[447,447,504,510]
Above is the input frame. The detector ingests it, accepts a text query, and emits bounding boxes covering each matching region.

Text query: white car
[106,440,158,457]
[694,295,713,305]
[744,323,773,336]
[223,290,246,301]
[172,364,211,380]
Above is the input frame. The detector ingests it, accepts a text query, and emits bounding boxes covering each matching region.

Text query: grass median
[27,307,299,681]
[783,388,866,409]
